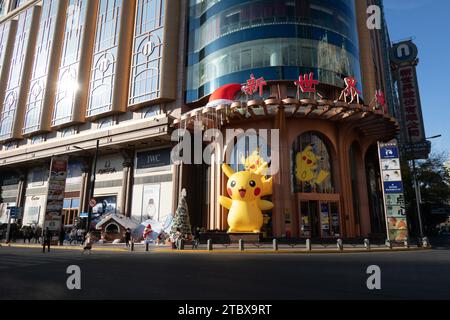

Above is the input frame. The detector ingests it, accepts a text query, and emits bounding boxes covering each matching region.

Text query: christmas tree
[170,189,192,239]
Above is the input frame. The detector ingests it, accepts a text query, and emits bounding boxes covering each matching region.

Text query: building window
[87,0,123,117]
[60,126,78,138]
[0,22,12,77]
[13,0,27,10]
[24,0,63,134]
[0,8,34,141]
[292,132,333,194]
[129,0,164,106]
[105,223,120,234]
[53,0,89,127]
[0,1,5,16]
[63,198,80,226]
[229,133,271,173]
[98,117,114,129]
[142,105,161,119]
[30,134,46,145]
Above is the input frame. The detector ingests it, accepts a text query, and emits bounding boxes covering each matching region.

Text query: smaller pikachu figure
[242,149,272,196]
[220,164,274,233]
[296,145,329,185]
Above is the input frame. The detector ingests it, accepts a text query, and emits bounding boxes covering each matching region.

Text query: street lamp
[73,140,100,233]
[411,134,442,245]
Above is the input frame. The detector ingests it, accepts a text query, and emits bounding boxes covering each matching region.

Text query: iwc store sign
[136,148,171,170]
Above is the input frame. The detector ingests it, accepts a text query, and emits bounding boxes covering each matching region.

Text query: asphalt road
[0,245,449,300]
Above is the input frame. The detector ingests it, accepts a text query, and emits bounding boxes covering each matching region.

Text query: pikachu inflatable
[296,145,329,185]
[220,164,273,233]
[242,149,272,197]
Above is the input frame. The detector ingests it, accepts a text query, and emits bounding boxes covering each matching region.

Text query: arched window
[105,223,120,234]
[229,133,271,173]
[292,132,333,194]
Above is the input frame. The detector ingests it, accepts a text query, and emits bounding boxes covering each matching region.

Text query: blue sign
[7,207,20,219]
[380,146,399,159]
[79,212,89,218]
[384,182,404,194]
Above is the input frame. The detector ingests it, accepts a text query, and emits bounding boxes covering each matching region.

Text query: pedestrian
[82,232,94,255]
[125,228,131,248]
[172,228,182,249]
[69,228,77,245]
[77,228,84,244]
[42,228,52,253]
[59,227,66,246]
[192,227,201,249]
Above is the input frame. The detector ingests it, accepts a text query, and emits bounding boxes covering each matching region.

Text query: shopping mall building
[0,0,402,240]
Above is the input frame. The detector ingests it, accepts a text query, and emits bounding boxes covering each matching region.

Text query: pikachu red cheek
[227,188,233,197]
[254,188,261,197]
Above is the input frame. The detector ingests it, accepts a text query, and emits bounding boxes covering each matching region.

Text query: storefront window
[292,132,333,194]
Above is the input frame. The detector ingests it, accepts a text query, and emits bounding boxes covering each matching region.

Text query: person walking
[77,228,84,245]
[125,228,131,248]
[59,228,66,246]
[82,232,94,255]
[42,228,52,253]
[192,227,201,249]
[69,228,77,245]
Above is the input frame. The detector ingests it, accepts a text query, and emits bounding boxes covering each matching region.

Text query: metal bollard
[146,242,149,252]
[273,239,278,251]
[239,239,244,251]
[337,239,343,251]
[179,239,185,250]
[131,242,135,251]
[404,239,410,249]
[385,239,392,249]
[207,239,213,251]
[306,239,311,251]
[422,237,429,248]
[364,238,371,251]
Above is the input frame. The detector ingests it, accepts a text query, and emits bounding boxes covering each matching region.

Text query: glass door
[299,200,341,238]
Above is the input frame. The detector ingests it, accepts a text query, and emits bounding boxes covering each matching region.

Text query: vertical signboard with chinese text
[44,156,68,232]
[390,40,429,160]
[378,140,409,242]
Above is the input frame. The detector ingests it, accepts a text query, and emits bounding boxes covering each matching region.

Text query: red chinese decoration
[376,90,386,107]
[295,72,319,94]
[339,76,361,104]
[242,74,267,97]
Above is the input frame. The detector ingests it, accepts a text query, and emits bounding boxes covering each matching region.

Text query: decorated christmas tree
[170,189,192,239]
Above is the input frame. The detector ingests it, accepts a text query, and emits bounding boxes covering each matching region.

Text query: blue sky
[383,0,450,156]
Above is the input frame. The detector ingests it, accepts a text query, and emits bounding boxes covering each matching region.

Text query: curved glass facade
[187,0,362,103]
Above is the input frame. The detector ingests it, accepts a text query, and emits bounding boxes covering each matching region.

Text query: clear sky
[383,0,450,156]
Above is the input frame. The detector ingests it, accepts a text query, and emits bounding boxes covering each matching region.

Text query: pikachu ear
[222,164,235,178]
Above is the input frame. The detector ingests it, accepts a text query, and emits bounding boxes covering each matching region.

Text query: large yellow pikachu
[220,164,274,233]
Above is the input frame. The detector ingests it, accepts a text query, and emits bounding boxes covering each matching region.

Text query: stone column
[121,161,133,217]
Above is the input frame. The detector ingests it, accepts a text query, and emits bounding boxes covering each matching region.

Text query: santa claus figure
[143,224,153,241]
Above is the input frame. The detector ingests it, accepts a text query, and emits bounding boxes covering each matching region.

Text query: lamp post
[74,140,100,233]
[410,134,442,244]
